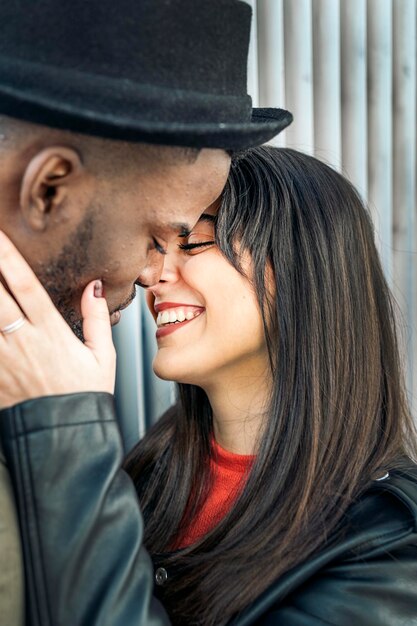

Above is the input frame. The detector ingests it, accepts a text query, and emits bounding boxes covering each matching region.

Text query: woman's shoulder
[233,459,417,626]
[347,459,417,537]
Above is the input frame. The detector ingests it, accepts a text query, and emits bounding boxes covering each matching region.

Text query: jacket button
[155,567,168,586]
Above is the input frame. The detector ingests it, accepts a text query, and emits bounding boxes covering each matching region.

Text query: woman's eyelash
[178,241,215,251]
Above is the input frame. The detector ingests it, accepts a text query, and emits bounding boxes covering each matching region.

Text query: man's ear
[19,146,84,231]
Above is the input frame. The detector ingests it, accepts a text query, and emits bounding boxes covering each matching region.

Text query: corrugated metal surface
[255,0,416,417]
[392,0,417,413]
[114,1,417,449]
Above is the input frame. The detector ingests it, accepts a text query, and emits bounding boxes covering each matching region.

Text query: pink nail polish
[94,280,103,298]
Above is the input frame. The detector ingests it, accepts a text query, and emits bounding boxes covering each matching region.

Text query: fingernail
[94,280,103,298]
[110,311,121,325]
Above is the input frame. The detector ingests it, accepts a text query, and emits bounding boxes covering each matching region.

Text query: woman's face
[146,206,269,389]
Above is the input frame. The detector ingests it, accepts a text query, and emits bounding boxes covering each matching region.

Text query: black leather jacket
[1,393,417,626]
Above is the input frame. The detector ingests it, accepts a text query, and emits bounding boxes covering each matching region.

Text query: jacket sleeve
[0,392,171,626]
[256,529,417,626]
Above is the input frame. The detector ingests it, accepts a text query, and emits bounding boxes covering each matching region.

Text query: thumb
[81,280,114,363]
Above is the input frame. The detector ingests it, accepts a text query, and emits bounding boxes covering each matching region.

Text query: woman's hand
[0,231,116,408]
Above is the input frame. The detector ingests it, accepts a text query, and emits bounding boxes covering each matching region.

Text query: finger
[0,279,28,342]
[81,280,114,361]
[0,231,59,325]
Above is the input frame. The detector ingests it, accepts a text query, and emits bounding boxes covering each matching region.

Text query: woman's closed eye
[177,212,217,255]
[178,233,216,255]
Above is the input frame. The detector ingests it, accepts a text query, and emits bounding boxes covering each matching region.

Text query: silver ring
[1,316,27,335]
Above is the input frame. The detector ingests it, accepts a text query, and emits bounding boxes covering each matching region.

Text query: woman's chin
[153,369,177,382]
[152,361,201,386]
[153,360,185,384]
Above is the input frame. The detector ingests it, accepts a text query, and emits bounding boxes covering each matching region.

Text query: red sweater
[178,440,255,548]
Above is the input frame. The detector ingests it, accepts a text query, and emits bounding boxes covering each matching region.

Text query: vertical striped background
[114,0,417,451]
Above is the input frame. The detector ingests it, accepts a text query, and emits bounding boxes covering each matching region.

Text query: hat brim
[0,88,292,150]
[0,54,292,150]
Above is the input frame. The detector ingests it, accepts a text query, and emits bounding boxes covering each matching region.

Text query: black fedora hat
[0,0,292,150]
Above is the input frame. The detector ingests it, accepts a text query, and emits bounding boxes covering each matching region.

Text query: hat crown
[0,0,292,149]
[0,0,250,97]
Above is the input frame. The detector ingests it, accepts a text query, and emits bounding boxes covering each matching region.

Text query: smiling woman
[0,146,417,626]
[124,146,417,625]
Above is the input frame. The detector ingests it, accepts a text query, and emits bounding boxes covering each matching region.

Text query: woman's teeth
[156,308,201,327]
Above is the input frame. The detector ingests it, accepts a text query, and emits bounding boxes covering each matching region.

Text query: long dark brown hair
[124,147,416,626]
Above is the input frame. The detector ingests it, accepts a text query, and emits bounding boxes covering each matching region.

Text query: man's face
[32,147,231,339]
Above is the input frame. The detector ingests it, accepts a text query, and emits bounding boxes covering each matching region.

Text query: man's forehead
[152,197,221,236]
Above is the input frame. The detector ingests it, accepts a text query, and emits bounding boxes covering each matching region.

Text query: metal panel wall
[255,0,417,415]
[392,0,417,411]
[114,0,417,450]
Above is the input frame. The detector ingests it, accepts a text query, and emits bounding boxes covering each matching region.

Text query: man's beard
[36,214,96,341]
[36,211,138,341]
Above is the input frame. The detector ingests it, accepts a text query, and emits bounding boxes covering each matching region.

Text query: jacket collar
[231,460,417,625]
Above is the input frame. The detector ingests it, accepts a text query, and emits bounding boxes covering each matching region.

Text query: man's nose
[136,251,165,288]
[142,249,183,291]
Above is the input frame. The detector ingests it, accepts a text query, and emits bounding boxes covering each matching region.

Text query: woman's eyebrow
[159,221,192,238]
[198,213,216,223]
[178,213,216,238]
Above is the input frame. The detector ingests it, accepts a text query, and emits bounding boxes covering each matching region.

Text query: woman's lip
[156,311,203,338]
[154,301,204,313]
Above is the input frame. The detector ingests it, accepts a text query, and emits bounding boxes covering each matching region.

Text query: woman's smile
[154,301,205,338]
